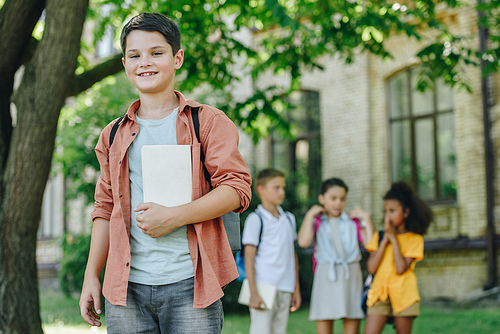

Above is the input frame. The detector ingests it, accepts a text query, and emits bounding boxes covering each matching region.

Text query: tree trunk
[0,0,89,332]
[0,0,45,174]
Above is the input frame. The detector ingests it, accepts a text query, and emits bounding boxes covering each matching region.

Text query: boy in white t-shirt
[242,168,301,334]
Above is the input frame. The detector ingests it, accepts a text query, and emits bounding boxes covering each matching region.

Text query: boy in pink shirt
[79,13,251,333]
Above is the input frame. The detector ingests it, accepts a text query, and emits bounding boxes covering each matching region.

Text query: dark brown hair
[120,13,181,56]
[320,177,348,195]
[256,168,285,187]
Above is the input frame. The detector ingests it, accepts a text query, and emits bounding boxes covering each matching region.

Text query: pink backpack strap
[352,218,363,244]
[312,215,322,273]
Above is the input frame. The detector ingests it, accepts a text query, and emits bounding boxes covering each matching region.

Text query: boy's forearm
[134,185,241,238]
[244,246,258,294]
[178,185,240,225]
[84,218,110,278]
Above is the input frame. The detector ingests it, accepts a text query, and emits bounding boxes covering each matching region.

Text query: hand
[349,208,369,221]
[290,291,302,312]
[249,293,267,310]
[384,220,397,243]
[307,205,324,218]
[134,202,182,238]
[79,276,103,327]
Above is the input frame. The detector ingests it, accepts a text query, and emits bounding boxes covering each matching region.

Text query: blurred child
[242,168,301,334]
[298,178,374,334]
[363,181,433,334]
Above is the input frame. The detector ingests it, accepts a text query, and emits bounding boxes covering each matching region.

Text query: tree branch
[67,54,124,97]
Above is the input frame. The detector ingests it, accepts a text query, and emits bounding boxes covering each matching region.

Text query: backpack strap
[253,211,264,247]
[284,211,294,227]
[284,211,297,242]
[312,215,322,273]
[353,218,363,244]
[109,116,124,147]
[191,106,212,183]
[313,215,322,233]
[191,106,201,141]
[377,231,385,246]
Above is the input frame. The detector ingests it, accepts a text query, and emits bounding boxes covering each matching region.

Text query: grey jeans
[105,277,223,334]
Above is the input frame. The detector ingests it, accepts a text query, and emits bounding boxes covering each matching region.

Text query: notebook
[141,145,192,207]
[238,278,277,310]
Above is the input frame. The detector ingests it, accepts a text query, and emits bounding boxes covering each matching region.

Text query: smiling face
[319,185,347,218]
[122,30,183,96]
[384,199,409,232]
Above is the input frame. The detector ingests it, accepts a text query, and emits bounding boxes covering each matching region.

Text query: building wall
[309,54,374,213]
[249,2,500,298]
[36,2,499,299]
[416,248,488,299]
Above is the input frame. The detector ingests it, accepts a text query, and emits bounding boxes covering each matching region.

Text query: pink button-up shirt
[91,91,252,308]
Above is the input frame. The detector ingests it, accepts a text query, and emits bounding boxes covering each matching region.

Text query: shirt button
[132,133,136,136]
[126,263,129,267]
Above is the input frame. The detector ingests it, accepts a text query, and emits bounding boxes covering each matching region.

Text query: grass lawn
[41,288,500,333]
[40,288,107,333]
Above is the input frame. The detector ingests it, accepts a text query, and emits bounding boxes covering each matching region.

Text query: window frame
[387,68,456,203]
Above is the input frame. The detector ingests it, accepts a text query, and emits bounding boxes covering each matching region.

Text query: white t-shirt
[241,204,297,293]
[128,107,194,285]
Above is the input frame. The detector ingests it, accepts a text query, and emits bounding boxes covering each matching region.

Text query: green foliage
[415,33,476,93]
[54,72,136,203]
[59,233,92,298]
[70,0,500,142]
[56,1,500,197]
[477,0,500,75]
[53,0,500,306]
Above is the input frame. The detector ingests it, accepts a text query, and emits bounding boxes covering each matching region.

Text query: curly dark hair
[383,181,433,235]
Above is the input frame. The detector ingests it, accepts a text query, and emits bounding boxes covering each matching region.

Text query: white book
[238,278,277,310]
[141,145,192,207]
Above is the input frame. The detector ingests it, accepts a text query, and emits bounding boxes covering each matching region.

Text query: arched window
[388,68,456,202]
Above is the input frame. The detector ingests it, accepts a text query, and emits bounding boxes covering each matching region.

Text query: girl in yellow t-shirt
[363,182,433,334]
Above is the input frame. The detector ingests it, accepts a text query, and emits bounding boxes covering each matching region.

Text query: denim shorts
[105,277,223,334]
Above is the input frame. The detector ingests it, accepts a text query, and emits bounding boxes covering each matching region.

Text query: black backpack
[108,106,241,254]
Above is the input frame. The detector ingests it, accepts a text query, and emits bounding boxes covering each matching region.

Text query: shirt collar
[321,211,351,223]
[124,91,202,121]
[257,204,286,222]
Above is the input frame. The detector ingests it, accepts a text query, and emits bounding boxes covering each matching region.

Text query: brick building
[241,3,500,300]
[36,2,499,300]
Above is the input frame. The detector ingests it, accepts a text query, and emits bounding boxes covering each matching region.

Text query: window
[388,68,456,201]
[271,90,322,213]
